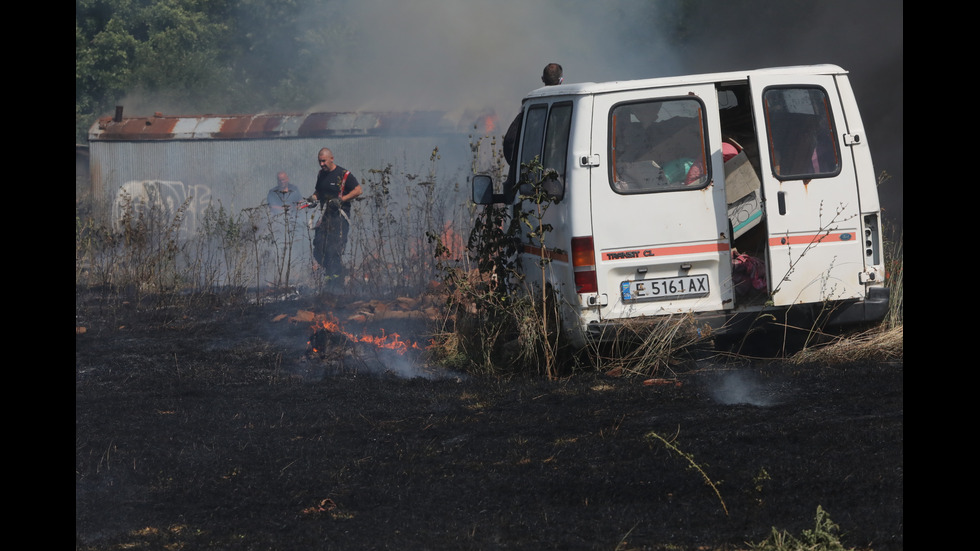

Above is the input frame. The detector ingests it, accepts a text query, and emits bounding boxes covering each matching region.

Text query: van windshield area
[610,98,709,194]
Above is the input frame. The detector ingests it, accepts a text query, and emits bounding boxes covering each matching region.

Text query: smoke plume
[122,0,902,223]
[298,0,903,224]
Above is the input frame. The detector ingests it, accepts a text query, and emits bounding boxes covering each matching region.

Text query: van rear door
[589,84,733,322]
[748,73,867,306]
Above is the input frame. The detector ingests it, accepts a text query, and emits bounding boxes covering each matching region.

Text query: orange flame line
[311,318,420,355]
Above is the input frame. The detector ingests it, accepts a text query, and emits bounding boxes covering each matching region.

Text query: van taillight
[571,236,597,293]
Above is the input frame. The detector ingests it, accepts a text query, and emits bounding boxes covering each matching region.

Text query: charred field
[75,293,903,551]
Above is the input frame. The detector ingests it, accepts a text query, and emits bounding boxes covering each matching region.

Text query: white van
[473,64,890,347]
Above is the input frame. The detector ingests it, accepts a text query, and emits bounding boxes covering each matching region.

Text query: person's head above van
[542,63,563,86]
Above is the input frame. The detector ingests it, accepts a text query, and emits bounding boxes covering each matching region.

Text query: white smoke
[295,0,683,122]
[706,370,779,407]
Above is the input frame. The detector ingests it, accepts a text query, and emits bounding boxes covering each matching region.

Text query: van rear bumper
[583,286,891,344]
[824,286,891,326]
[713,286,892,336]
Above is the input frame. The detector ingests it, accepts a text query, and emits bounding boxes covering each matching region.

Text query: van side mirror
[472,174,497,205]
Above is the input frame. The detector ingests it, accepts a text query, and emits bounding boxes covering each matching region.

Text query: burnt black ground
[75,295,903,551]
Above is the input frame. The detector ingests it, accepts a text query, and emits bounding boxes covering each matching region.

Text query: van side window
[763,87,841,179]
[519,102,572,201]
[540,103,572,200]
[520,104,548,171]
[609,98,710,194]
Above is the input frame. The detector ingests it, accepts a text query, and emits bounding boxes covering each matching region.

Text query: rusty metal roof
[89,110,493,141]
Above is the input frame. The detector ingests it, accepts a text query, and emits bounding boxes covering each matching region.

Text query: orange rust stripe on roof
[522,245,569,263]
[768,232,854,247]
[601,242,729,261]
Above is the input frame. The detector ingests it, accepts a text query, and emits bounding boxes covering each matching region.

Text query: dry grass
[588,314,714,378]
[788,325,903,366]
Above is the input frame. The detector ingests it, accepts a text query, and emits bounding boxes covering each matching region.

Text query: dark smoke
[667,0,903,227]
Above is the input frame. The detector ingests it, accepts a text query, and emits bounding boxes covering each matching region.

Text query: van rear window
[763,86,841,179]
[610,98,709,194]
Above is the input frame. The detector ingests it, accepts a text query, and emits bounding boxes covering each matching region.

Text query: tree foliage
[76,0,229,141]
[75,0,353,143]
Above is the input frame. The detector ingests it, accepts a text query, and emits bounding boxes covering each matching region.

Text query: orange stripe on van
[522,244,570,263]
[601,242,729,261]
[768,232,855,247]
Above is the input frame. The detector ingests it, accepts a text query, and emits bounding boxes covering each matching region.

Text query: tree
[76,0,355,143]
[76,0,233,142]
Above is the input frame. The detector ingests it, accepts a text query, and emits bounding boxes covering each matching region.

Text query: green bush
[748,506,856,551]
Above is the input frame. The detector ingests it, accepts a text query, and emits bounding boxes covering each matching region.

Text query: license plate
[621,274,709,302]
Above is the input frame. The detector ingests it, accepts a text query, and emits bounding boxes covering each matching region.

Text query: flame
[357,328,422,355]
[483,114,497,134]
[439,220,465,259]
[308,315,421,356]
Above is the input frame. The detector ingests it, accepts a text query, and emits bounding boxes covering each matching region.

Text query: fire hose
[301,198,351,226]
